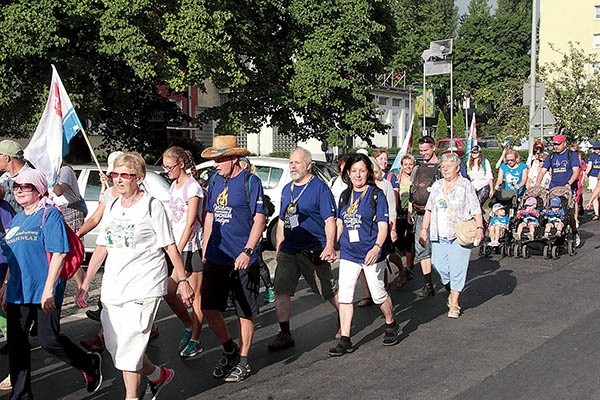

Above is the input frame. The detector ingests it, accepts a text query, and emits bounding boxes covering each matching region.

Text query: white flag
[24,65,82,185]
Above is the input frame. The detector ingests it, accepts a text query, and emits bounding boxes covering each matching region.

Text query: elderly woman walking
[419,153,483,318]
[1,169,102,399]
[76,152,194,400]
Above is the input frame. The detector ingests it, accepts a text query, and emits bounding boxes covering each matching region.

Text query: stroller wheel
[551,246,559,259]
[478,244,485,257]
[513,243,521,258]
[574,234,581,248]
[522,244,530,259]
[543,245,550,260]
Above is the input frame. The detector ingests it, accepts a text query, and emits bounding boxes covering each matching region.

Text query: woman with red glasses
[76,152,194,400]
[1,169,103,398]
[527,141,550,189]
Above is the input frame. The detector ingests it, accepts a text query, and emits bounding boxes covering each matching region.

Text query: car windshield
[437,139,462,149]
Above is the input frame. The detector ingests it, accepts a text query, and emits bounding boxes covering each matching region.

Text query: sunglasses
[505,158,516,162]
[471,150,480,154]
[552,142,562,146]
[109,172,136,180]
[12,183,35,193]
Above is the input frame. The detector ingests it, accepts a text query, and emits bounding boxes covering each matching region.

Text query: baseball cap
[106,151,124,174]
[549,197,561,207]
[525,197,537,206]
[470,145,481,153]
[0,140,24,158]
[356,148,369,155]
[592,141,600,149]
[491,203,505,213]
[552,134,566,145]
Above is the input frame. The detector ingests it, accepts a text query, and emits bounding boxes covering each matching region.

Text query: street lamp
[421,39,453,139]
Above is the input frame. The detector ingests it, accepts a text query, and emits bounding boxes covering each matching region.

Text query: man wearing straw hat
[0,140,33,212]
[201,135,266,383]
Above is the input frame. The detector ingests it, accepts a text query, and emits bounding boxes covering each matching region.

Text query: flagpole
[79,128,107,189]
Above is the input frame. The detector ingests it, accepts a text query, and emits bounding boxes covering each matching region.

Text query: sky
[456,0,498,15]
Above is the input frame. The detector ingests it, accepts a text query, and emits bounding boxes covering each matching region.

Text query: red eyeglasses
[109,172,136,180]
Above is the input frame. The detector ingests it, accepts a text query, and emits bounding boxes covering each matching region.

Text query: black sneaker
[267,331,295,351]
[213,344,240,378]
[328,339,355,357]
[382,323,399,346]
[224,362,251,382]
[83,352,102,393]
[418,283,435,298]
[143,366,174,400]
[86,309,101,323]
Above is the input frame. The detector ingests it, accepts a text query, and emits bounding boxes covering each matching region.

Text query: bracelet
[374,243,382,249]
[178,279,188,283]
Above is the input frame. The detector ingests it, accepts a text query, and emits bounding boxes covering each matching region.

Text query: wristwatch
[242,247,254,256]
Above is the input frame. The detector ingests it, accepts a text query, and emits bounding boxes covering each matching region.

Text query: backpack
[208,172,273,216]
[41,207,85,280]
[409,163,440,214]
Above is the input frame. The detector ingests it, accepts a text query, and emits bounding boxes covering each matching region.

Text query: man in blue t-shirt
[537,133,580,190]
[267,147,339,352]
[586,142,600,219]
[200,135,266,383]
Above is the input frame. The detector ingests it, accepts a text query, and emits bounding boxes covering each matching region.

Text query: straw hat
[201,135,250,159]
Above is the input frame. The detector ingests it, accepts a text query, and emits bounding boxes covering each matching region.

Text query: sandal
[593,215,599,221]
[0,375,11,391]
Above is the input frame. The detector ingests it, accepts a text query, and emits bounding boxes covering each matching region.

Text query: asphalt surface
[0,212,599,399]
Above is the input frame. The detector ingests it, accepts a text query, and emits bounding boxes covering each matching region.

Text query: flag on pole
[465,113,478,160]
[389,114,414,173]
[24,65,83,185]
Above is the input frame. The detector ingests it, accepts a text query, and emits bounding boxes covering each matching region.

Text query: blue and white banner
[465,113,478,160]
[24,65,82,185]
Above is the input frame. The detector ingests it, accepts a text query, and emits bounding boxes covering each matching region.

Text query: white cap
[356,148,369,155]
[107,151,124,174]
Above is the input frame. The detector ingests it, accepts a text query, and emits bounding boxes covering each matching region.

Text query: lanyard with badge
[347,188,367,243]
[286,176,314,229]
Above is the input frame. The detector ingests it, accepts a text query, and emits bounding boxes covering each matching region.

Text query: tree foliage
[541,42,600,142]
[435,111,448,141]
[454,108,465,137]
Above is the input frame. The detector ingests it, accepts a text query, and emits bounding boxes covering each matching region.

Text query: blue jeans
[431,238,471,292]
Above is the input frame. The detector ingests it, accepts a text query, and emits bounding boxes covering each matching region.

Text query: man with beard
[268,147,339,351]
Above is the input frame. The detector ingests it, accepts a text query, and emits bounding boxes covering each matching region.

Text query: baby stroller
[479,189,518,257]
[511,185,548,258]
[540,186,577,259]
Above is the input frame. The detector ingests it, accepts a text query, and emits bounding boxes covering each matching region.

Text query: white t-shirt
[97,193,174,305]
[53,166,82,206]
[168,178,204,252]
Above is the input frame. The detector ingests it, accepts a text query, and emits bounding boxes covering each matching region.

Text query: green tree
[541,42,600,141]
[454,108,466,137]
[435,111,448,141]
[411,112,421,153]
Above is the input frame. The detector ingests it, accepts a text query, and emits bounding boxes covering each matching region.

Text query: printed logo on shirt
[3,226,37,243]
[341,210,362,230]
[552,159,568,174]
[214,187,233,225]
[104,219,136,248]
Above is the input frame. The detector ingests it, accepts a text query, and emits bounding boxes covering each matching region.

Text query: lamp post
[421,39,453,139]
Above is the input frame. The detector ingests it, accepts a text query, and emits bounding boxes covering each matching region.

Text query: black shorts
[201,260,260,318]
[395,218,415,253]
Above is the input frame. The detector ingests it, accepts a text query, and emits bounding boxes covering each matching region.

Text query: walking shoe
[448,304,461,319]
[264,287,276,304]
[382,323,400,346]
[143,366,174,400]
[213,344,240,379]
[224,362,251,382]
[80,335,105,353]
[178,329,192,352]
[86,309,101,323]
[149,324,160,341]
[83,352,102,393]
[267,331,295,351]
[328,339,355,357]
[180,340,203,358]
[514,232,521,240]
[417,283,435,298]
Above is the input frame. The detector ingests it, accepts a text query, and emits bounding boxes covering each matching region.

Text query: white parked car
[73,164,171,253]
[196,156,338,248]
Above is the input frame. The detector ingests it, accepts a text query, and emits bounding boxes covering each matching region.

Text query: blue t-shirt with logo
[205,169,265,265]
[1,207,69,304]
[279,176,336,254]
[338,186,389,264]
[542,150,575,188]
[587,153,600,178]
[500,162,527,195]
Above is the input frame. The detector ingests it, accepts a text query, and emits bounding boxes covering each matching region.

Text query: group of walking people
[0,130,593,399]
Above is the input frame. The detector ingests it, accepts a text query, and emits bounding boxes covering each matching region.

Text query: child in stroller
[488,203,510,247]
[542,196,566,239]
[514,196,540,241]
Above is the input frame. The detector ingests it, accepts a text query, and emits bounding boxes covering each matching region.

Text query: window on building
[595,6,600,19]
[392,98,401,107]
[593,62,600,74]
[378,96,388,106]
[593,34,600,48]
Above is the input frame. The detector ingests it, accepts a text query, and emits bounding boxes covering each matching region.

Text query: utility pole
[528,0,539,153]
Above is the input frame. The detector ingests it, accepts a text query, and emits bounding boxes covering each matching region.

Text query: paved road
[0,214,599,400]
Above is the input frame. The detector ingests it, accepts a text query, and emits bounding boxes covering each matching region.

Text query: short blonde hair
[370,156,383,181]
[113,152,146,178]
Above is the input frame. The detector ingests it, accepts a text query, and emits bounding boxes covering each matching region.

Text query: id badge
[289,214,299,229]
[349,229,360,243]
